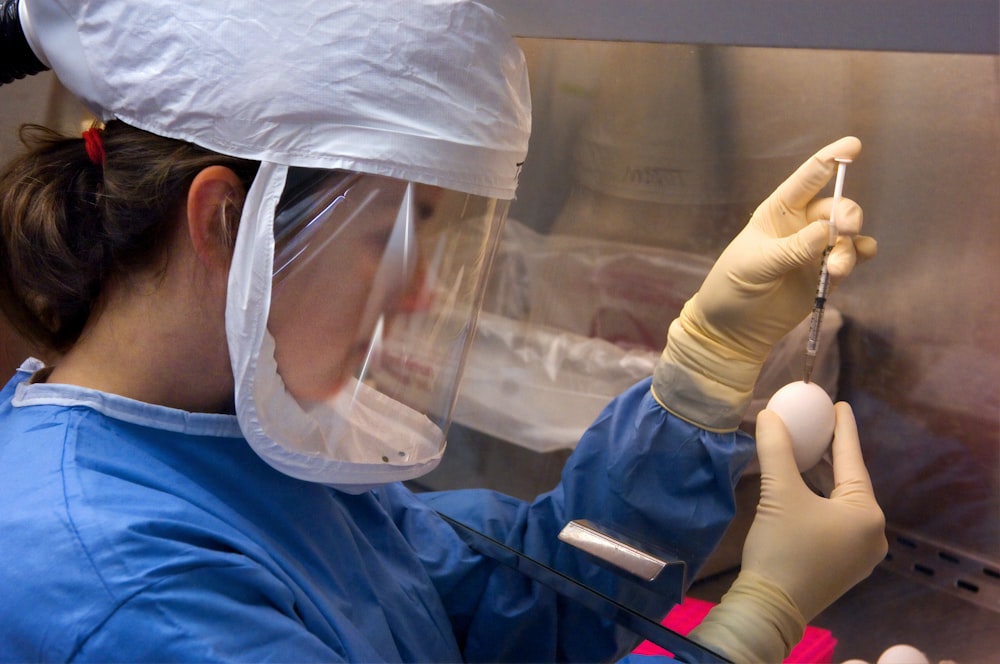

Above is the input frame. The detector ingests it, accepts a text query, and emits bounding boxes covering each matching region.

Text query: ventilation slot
[879,525,1000,613]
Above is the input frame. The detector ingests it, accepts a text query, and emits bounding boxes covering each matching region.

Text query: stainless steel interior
[419,37,1000,661]
[512,37,999,556]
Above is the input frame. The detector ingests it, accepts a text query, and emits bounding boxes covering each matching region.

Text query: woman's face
[266,176,433,403]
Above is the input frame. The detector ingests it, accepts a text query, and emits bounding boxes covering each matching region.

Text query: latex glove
[653,137,877,430]
[689,403,888,664]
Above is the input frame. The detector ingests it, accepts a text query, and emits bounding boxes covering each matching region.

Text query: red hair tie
[82,128,105,166]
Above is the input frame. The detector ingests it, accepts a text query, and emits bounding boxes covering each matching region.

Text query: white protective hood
[21,0,532,488]
[20,0,531,199]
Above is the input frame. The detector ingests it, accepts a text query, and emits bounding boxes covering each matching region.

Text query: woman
[0,1,886,661]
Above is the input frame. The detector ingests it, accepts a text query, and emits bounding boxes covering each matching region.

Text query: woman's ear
[186,166,244,270]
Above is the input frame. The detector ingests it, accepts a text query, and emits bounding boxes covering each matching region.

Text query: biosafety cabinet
[417,1,1000,661]
[2,2,997,661]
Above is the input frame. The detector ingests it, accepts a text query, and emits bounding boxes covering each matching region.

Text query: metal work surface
[691,563,1000,663]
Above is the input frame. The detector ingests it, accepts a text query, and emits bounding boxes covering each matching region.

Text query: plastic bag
[453,219,842,452]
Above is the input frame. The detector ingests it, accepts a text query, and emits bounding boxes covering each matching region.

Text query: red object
[82,128,105,166]
[632,597,838,663]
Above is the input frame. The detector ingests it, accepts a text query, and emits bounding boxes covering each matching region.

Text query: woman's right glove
[653,137,876,431]
[689,403,888,664]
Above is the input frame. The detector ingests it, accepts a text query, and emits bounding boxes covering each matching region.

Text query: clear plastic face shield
[228,163,508,491]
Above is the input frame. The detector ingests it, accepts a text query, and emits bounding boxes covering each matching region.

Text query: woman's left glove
[653,136,877,430]
[688,403,888,663]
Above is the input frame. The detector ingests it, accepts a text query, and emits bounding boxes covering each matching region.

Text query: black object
[1,0,48,85]
[438,512,730,663]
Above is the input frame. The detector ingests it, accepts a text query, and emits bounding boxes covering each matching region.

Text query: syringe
[804,157,851,383]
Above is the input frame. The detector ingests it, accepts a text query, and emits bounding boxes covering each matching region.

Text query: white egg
[876,644,930,664]
[764,380,836,471]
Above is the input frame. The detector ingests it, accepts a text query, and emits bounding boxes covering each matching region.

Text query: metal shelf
[482,0,999,54]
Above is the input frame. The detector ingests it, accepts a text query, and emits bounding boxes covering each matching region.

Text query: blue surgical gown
[0,359,753,662]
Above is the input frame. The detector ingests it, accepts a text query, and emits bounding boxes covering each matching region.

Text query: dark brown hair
[0,120,259,353]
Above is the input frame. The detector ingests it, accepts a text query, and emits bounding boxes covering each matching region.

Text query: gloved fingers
[825,235,860,282]
[828,403,889,569]
[771,137,863,213]
[828,402,877,500]
[750,220,830,283]
[754,409,809,492]
[822,235,878,290]
[852,235,878,264]
[806,195,864,237]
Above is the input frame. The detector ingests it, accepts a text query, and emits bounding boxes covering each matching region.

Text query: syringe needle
[803,157,850,384]
[803,351,817,385]
[803,252,830,383]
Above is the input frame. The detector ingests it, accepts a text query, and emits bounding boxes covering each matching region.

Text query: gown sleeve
[392,377,755,662]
